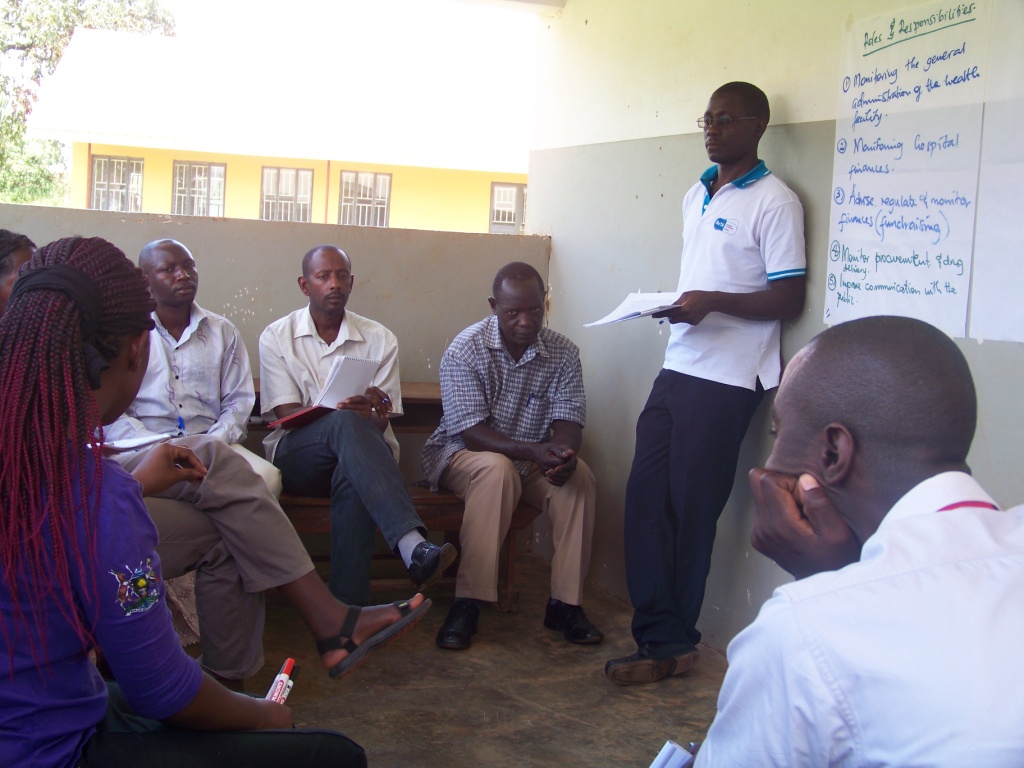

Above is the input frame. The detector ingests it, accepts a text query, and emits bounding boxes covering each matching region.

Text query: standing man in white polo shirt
[605,82,807,685]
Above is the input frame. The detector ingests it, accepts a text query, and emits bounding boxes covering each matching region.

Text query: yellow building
[74,144,526,233]
[33,28,531,234]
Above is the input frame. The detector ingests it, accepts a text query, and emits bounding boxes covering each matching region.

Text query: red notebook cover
[265,355,380,430]
[266,404,334,430]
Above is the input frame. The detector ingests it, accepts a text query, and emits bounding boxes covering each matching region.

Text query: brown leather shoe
[604,646,699,686]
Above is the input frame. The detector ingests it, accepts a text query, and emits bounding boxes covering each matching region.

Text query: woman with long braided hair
[0,237,368,767]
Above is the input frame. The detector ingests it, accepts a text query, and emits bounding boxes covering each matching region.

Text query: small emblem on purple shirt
[110,559,162,615]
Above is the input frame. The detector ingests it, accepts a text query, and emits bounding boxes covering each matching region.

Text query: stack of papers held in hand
[584,292,678,327]
[267,355,380,429]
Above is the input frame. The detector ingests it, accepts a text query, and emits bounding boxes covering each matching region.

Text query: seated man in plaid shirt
[422,262,603,651]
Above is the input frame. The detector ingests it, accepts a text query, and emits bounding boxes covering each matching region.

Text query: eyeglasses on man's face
[697,115,760,130]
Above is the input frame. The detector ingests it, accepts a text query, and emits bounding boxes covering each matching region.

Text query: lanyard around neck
[936,500,999,513]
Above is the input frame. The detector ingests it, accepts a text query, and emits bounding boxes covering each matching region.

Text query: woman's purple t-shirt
[0,457,203,768]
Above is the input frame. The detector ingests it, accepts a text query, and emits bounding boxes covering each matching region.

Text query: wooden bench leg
[442,530,461,577]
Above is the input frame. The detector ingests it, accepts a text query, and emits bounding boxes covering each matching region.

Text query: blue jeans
[273,409,424,605]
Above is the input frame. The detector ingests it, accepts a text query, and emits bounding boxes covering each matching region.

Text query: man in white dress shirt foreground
[107,239,280,495]
[695,315,1024,766]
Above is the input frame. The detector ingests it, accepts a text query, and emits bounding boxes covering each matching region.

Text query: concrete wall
[0,204,549,384]
[528,0,1024,651]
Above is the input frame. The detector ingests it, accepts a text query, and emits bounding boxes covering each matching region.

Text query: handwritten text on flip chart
[825,1,990,337]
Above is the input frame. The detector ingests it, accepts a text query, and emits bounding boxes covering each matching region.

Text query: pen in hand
[265,657,295,703]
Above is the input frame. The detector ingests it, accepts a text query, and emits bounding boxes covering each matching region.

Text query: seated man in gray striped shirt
[422,261,602,651]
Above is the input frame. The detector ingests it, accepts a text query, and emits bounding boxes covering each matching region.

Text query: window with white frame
[261,167,313,222]
[172,161,226,217]
[490,183,526,234]
[91,156,143,212]
[338,171,390,227]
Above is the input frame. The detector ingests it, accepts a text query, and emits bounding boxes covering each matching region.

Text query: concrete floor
[247,554,726,767]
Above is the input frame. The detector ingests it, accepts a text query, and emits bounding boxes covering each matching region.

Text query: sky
[146,0,540,170]
[160,0,536,41]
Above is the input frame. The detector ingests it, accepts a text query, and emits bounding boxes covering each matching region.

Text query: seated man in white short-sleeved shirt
[260,245,456,607]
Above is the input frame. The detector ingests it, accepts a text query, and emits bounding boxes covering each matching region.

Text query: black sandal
[317,597,432,679]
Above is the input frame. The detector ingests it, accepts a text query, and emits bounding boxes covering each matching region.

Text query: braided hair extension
[0,237,154,671]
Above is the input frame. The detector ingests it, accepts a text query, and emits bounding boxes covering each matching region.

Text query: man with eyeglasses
[606,82,807,685]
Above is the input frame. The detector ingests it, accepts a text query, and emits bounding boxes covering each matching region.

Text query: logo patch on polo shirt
[110,559,162,616]
[714,218,738,235]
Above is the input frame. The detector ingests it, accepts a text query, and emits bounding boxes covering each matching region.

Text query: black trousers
[76,684,366,768]
[624,368,764,650]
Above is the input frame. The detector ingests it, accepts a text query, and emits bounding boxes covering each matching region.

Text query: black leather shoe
[406,541,457,590]
[544,600,604,644]
[436,599,480,650]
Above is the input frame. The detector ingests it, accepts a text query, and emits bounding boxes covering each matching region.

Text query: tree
[0,0,174,204]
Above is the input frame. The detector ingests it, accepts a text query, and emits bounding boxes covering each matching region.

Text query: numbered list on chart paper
[825,0,990,336]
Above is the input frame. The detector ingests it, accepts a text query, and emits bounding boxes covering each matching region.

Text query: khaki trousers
[116,435,314,679]
[229,442,283,498]
[441,450,595,605]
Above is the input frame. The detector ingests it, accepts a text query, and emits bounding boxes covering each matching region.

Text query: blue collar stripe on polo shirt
[733,160,771,187]
[700,160,772,214]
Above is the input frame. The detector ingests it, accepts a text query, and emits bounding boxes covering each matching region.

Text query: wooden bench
[253,381,541,612]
